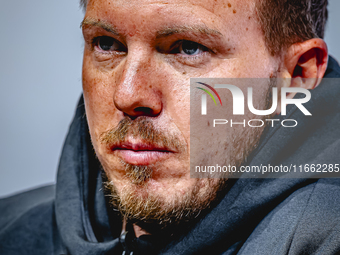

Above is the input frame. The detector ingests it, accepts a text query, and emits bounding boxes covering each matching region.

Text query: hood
[54,56,340,255]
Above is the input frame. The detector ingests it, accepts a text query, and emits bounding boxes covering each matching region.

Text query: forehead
[87,0,254,12]
[85,0,257,36]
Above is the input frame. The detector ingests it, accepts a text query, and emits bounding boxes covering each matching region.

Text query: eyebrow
[81,18,119,35]
[81,18,223,40]
[156,26,222,38]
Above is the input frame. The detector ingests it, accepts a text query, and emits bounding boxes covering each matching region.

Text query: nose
[113,47,162,119]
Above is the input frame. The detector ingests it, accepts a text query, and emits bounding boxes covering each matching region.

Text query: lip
[110,140,174,165]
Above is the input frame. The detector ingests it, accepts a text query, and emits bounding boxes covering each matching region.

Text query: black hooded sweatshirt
[1,56,340,255]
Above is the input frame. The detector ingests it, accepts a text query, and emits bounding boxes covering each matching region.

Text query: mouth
[110,139,175,165]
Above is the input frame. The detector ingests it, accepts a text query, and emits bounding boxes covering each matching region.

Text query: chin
[102,161,227,228]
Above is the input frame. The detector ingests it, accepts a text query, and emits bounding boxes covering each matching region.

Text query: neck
[122,218,152,238]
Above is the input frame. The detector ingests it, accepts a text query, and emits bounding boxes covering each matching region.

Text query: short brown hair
[79,0,328,56]
[256,0,328,55]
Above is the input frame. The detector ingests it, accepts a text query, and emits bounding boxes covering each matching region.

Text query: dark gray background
[0,0,339,197]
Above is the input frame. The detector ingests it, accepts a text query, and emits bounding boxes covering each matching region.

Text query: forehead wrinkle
[81,17,119,35]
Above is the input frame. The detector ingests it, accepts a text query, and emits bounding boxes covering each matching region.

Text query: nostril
[124,107,155,120]
[134,107,154,116]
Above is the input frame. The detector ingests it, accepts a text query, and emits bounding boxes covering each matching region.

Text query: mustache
[100,116,185,152]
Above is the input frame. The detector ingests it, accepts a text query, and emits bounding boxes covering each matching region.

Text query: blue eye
[98,36,114,51]
[178,40,208,56]
[180,41,200,55]
[95,36,126,52]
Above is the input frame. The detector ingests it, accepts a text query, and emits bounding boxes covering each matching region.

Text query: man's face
[82,0,279,224]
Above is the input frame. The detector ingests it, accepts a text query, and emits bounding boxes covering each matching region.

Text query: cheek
[216,57,276,78]
[235,39,277,78]
[82,53,116,137]
[164,74,191,146]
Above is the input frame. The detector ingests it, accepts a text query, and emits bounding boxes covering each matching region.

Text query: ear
[276,38,328,114]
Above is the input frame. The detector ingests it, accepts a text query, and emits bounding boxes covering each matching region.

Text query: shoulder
[287,179,340,254]
[0,184,56,228]
[0,185,59,254]
[239,179,340,255]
